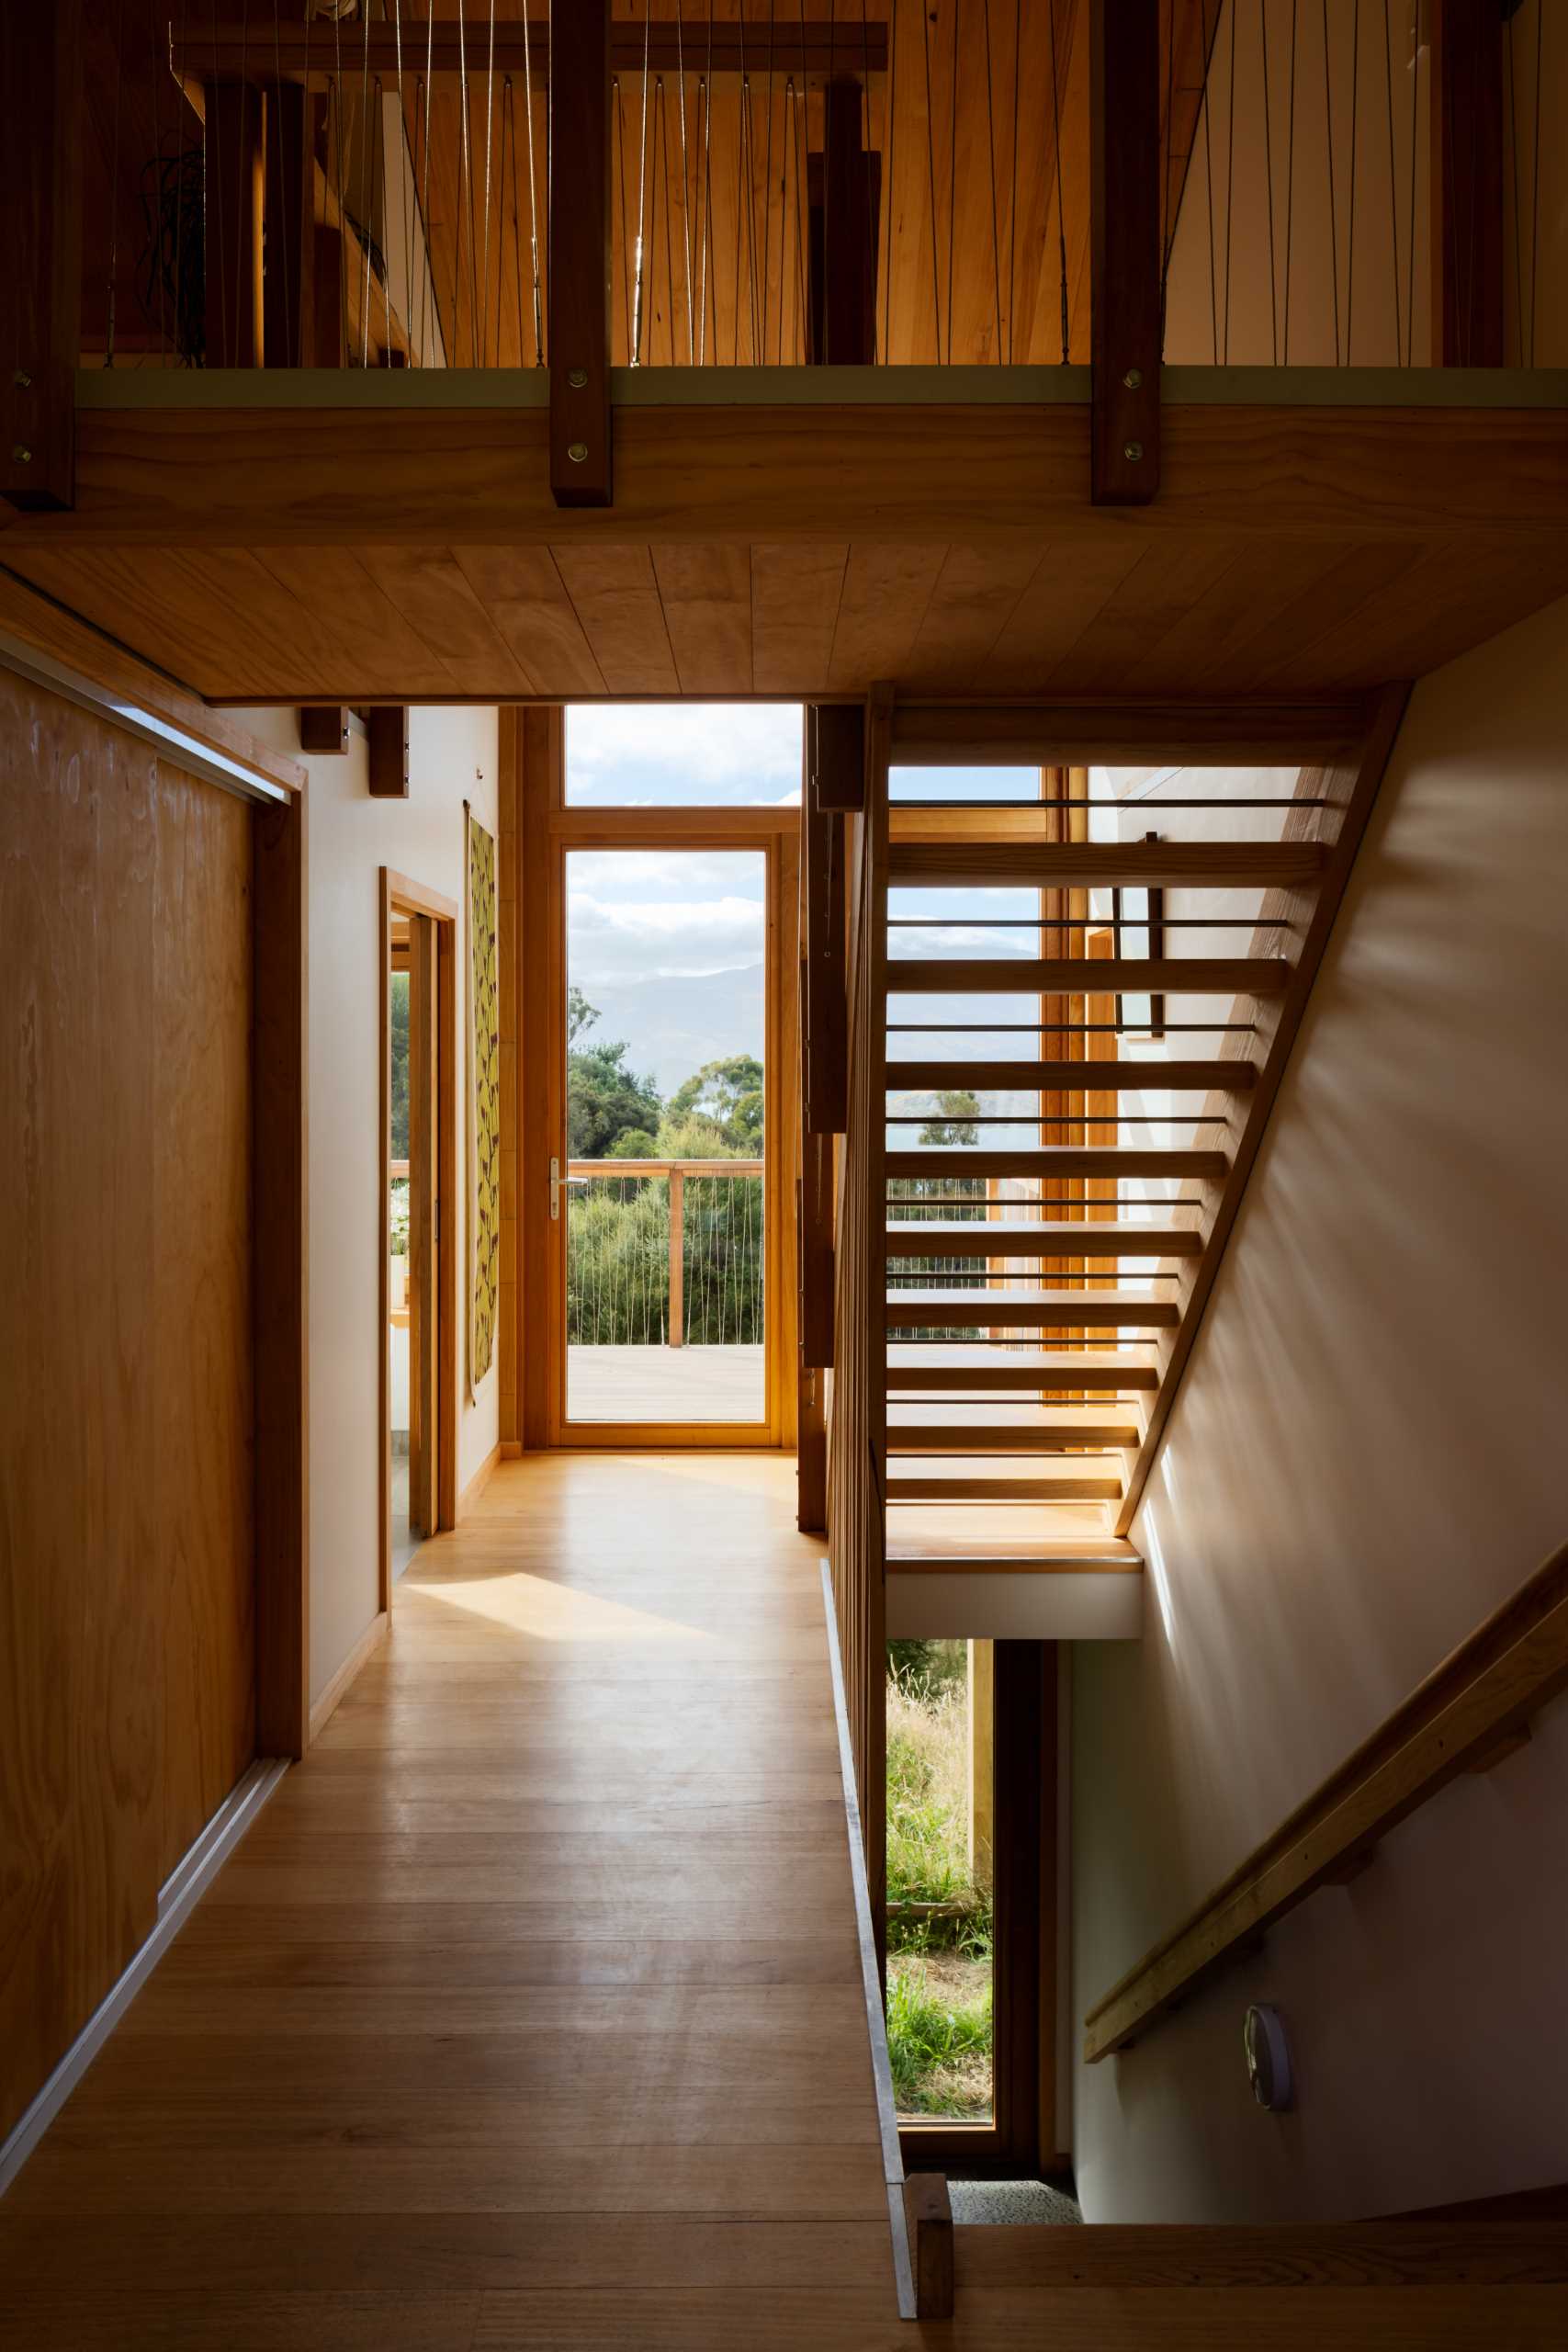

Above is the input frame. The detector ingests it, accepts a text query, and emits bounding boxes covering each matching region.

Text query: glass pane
[566,703,802,806]
[565,850,767,1424]
[886,1640,994,2123]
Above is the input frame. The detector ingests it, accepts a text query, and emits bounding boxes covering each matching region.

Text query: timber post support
[1430,0,1506,366]
[549,0,613,505]
[1089,0,1161,505]
[3,0,82,509]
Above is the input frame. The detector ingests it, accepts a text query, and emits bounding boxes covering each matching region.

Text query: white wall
[1071,592,1568,2222]
[238,706,501,1704]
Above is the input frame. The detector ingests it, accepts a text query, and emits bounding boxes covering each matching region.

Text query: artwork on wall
[466,805,500,1395]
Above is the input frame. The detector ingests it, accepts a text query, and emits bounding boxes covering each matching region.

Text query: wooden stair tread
[888,1526,1145,1571]
[886,1058,1255,1092]
[887,841,1330,888]
[886,1221,1202,1257]
[888,1345,1158,1392]
[886,956,1291,996]
[887,1146,1229,1179]
[886,1290,1180,1328]
[887,1471,1124,1502]
[886,1411,1143,1450]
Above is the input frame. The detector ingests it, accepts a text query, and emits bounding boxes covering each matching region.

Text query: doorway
[380,867,458,1604]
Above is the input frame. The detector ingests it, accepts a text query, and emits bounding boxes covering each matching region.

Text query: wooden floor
[567,1343,765,1425]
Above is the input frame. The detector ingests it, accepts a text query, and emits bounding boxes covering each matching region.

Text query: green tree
[918,1087,980,1147]
[664,1054,765,1153]
[567,983,598,1046]
[389,972,410,1160]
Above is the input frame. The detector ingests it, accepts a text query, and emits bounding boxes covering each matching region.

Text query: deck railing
[566,1157,763,1351]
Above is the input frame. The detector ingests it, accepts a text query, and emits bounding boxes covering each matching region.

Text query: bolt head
[11,444,32,464]
[568,440,589,464]
[1122,440,1144,463]
[13,370,32,390]
[568,368,588,389]
[1122,367,1144,390]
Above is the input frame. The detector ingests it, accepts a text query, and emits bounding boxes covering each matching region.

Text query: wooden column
[549,0,612,505]
[205,81,267,367]
[367,707,411,798]
[1089,0,1160,504]
[2,0,82,509]
[901,2176,954,2322]
[1430,0,1506,366]
[263,81,316,367]
[252,787,309,1759]
[807,78,880,364]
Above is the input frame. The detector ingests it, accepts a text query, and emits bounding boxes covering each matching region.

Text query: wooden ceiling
[7,396,1567,702]
[84,1,1219,370]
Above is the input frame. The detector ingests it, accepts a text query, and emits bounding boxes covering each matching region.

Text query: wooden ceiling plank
[451,548,606,698]
[826,547,946,695]
[548,546,680,694]
[1043,537,1244,693]
[649,545,753,695]
[355,547,535,697]
[903,547,1048,692]
[251,549,460,698]
[980,537,1149,692]
[750,543,849,695]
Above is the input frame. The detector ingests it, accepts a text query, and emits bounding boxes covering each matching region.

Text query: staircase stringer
[1113,683,1412,1539]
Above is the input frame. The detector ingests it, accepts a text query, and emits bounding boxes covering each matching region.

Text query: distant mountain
[581,964,765,1097]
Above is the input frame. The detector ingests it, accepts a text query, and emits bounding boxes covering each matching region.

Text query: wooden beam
[263,82,315,368]
[205,82,267,368]
[175,22,887,82]
[1430,0,1506,366]
[1084,1536,1568,2062]
[252,788,309,1759]
[807,80,880,365]
[890,702,1373,768]
[299,706,349,755]
[813,705,866,812]
[367,707,411,799]
[2,0,81,509]
[549,0,612,507]
[1089,0,1161,504]
[901,2176,954,2321]
[887,841,1331,888]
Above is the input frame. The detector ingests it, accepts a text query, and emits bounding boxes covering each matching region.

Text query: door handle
[549,1156,561,1221]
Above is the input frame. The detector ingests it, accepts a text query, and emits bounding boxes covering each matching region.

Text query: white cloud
[567,704,802,804]
[569,888,765,985]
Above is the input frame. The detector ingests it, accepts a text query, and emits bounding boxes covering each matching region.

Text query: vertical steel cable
[1323,0,1341,364]
[1381,0,1400,366]
[480,0,497,366]
[920,1,942,360]
[375,80,391,365]
[420,1,435,363]
[1346,0,1360,363]
[699,2,714,361]
[209,10,228,364]
[886,0,902,361]
[270,0,293,365]
[1200,6,1218,360]
[742,74,762,361]
[1222,0,1236,360]
[946,0,958,361]
[457,11,477,364]
[1529,0,1542,364]
[762,4,776,365]
[1405,0,1418,365]
[359,6,374,366]
[676,7,694,364]
[860,0,878,362]
[522,9,543,362]
[793,78,810,360]
[1160,0,1176,352]
[394,3,414,368]
[1281,0,1298,364]
[499,78,516,360]
[1260,0,1280,362]
[983,0,1002,361]
[615,79,633,357]
[633,0,652,365]
[1048,0,1070,363]
[660,79,679,363]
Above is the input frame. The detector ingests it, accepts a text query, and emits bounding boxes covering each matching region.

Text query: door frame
[518,715,800,1451]
[378,866,459,1608]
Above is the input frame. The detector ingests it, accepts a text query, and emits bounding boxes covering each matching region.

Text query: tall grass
[886,1645,993,2118]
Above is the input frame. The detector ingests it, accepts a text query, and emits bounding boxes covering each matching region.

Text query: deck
[567,1341,766,1425]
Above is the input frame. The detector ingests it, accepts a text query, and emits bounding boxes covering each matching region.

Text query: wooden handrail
[1084,1537,1568,2063]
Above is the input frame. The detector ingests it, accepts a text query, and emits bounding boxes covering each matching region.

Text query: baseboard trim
[308,1610,389,1745]
[457,1439,502,1521]
[0,1756,288,2200]
[819,1562,917,2323]
[499,1439,524,1460]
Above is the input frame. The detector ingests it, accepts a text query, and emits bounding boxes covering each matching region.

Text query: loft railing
[566,1157,763,1351]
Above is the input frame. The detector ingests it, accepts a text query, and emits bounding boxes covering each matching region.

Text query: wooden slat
[548,0,611,508]
[887,1061,1253,1093]
[886,1222,1203,1258]
[886,957,1289,996]
[888,696,1376,765]
[887,1148,1228,1181]
[886,842,1330,888]
[886,1291,1179,1330]
[1089,0,1161,503]
[888,1349,1157,1393]
[1084,1537,1568,2063]
[2,1,80,508]
[175,23,888,81]
[887,1473,1123,1503]
[886,1417,1144,1452]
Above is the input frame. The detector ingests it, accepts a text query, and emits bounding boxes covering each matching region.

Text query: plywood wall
[0,672,255,2143]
